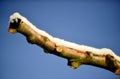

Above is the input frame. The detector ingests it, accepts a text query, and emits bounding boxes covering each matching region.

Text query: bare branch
[8,12,120,75]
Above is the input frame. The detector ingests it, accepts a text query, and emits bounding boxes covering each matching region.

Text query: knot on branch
[67,59,81,69]
[106,54,120,74]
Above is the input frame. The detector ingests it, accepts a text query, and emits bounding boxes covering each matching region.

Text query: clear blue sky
[1,0,120,79]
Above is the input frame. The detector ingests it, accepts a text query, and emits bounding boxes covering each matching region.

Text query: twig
[8,12,120,75]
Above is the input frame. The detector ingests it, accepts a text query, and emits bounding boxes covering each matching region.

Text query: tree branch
[8,12,120,75]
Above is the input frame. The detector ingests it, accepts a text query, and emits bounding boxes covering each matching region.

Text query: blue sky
[1,0,120,79]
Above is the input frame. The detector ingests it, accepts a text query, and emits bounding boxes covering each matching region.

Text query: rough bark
[8,13,120,75]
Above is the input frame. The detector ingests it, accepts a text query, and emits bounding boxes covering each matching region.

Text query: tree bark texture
[8,13,120,75]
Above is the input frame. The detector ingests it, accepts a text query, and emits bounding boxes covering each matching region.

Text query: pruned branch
[8,12,120,75]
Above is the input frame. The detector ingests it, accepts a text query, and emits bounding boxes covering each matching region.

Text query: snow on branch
[8,12,120,75]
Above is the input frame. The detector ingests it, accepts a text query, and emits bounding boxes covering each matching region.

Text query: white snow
[10,12,120,61]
